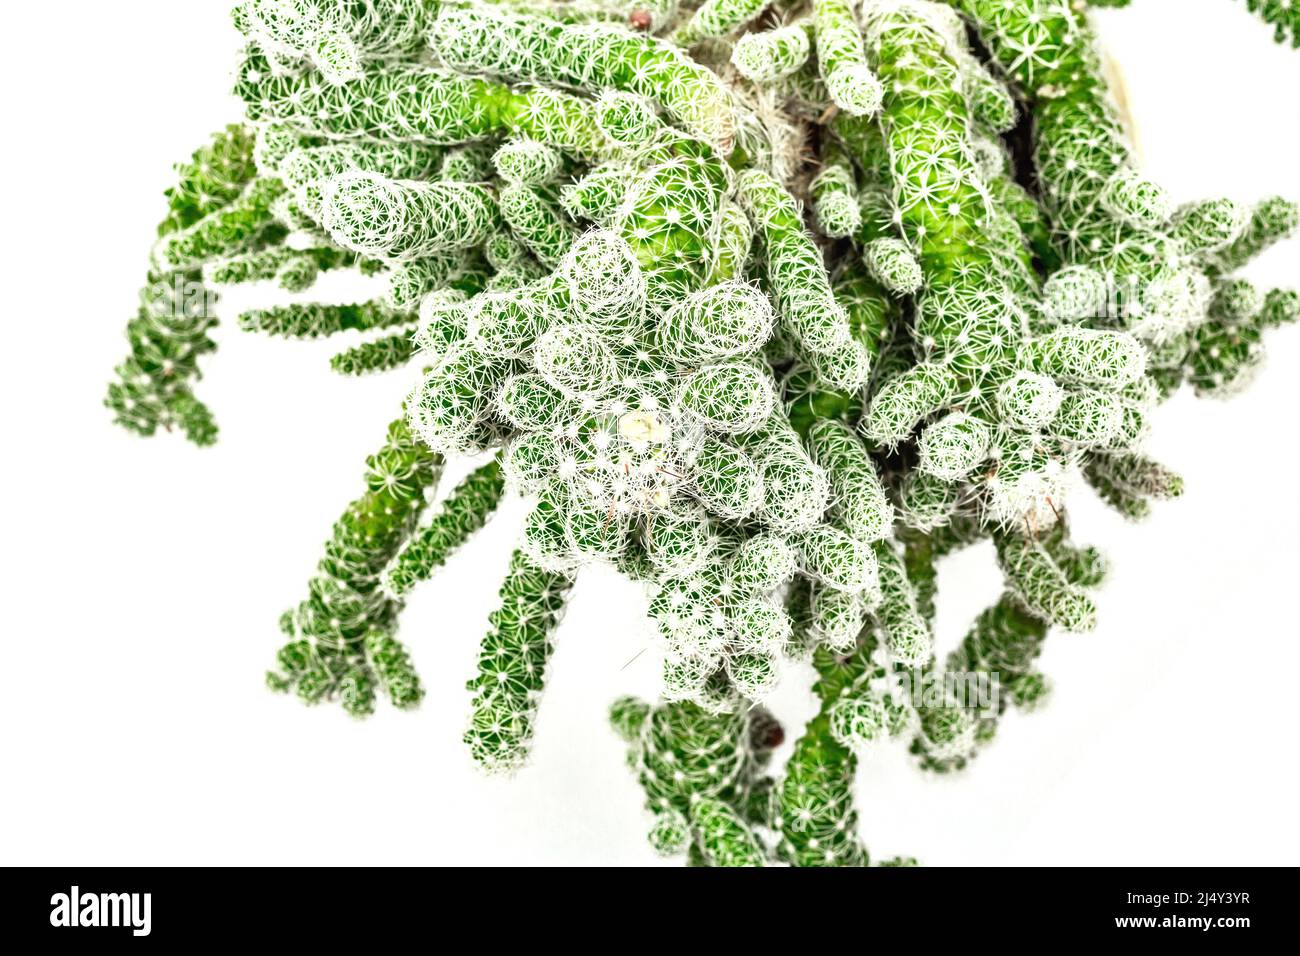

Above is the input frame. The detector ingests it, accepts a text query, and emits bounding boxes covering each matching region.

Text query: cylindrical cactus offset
[731,22,812,82]
[809,137,861,239]
[239,299,411,338]
[331,332,418,375]
[671,0,771,48]
[407,344,513,455]
[912,591,1048,772]
[835,117,927,293]
[465,550,574,771]
[559,164,632,224]
[688,798,767,867]
[1023,327,1146,390]
[872,540,933,667]
[429,6,737,151]
[497,183,578,267]
[1202,195,1300,275]
[320,173,498,260]
[917,411,994,481]
[275,140,443,229]
[995,531,1098,635]
[1162,278,1300,398]
[1083,450,1184,522]
[811,0,883,116]
[860,362,961,447]
[237,0,438,83]
[386,254,476,310]
[386,457,507,595]
[804,419,893,544]
[152,177,287,272]
[163,124,261,234]
[593,92,661,148]
[862,236,924,296]
[657,280,774,363]
[494,138,565,186]
[279,138,442,185]
[613,694,777,863]
[739,170,855,359]
[108,0,1300,865]
[269,418,443,714]
[864,4,1009,358]
[105,284,221,446]
[205,244,354,292]
[857,6,1019,465]
[106,125,263,446]
[777,639,886,867]
[792,525,879,594]
[709,201,755,283]
[1172,198,1247,258]
[238,56,610,159]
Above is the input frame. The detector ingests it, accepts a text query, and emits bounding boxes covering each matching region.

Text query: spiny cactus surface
[108,0,1298,865]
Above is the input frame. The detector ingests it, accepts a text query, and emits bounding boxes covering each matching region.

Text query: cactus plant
[107,0,1298,865]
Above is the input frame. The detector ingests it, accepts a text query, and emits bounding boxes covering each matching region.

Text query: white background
[1,0,1297,866]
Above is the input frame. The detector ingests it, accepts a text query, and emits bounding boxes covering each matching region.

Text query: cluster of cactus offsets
[106,0,1298,864]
